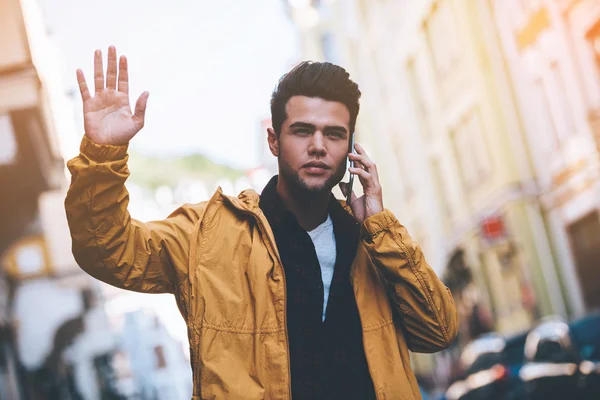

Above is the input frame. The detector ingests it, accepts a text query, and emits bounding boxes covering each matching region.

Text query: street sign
[480,214,507,242]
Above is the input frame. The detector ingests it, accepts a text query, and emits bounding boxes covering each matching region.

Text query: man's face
[269,96,351,194]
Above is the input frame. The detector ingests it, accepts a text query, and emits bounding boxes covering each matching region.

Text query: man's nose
[308,131,326,155]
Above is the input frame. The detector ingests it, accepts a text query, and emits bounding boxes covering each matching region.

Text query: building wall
[0,0,31,71]
[286,0,563,327]
[280,9,600,384]
[491,0,600,317]
[0,1,124,398]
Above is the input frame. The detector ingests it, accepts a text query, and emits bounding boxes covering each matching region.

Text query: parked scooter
[520,314,600,400]
[445,331,527,400]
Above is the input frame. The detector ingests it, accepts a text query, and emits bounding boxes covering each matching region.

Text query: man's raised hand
[76,46,149,145]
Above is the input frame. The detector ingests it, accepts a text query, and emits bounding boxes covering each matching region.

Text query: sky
[38,0,300,169]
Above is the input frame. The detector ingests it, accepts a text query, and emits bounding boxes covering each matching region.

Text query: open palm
[77,46,149,145]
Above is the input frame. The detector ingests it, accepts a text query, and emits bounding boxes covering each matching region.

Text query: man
[66,46,458,400]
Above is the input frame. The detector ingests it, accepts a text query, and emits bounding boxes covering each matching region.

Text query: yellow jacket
[65,136,458,400]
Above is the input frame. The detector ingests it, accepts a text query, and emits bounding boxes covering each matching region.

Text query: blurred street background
[1,0,600,399]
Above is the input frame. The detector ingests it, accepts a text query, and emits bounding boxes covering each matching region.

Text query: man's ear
[267,127,279,157]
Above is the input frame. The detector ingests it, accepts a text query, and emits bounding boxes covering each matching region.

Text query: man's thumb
[134,91,149,124]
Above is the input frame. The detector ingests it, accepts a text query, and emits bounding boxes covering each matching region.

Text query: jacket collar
[258,176,291,228]
[214,175,354,224]
[259,175,357,233]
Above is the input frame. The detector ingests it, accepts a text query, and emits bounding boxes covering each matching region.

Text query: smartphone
[346,134,355,204]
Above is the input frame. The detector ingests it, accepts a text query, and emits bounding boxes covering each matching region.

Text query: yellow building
[284,0,574,369]
[491,0,600,317]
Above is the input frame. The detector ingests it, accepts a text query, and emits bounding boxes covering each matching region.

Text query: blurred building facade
[0,0,125,398]
[1,0,66,397]
[284,0,600,386]
[491,0,600,318]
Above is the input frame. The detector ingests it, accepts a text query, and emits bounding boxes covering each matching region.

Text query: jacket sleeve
[360,209,459,353]
[64,135,204,294]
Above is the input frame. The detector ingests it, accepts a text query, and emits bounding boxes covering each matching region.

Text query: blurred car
[519,317,579,400]
[445,331,528,400]
[570,312,600,398]
[519,313,600,400]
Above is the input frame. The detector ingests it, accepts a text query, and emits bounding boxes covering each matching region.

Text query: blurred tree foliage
[127,151,245,190]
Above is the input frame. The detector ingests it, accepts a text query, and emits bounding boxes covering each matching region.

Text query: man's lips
[302,162,330,174]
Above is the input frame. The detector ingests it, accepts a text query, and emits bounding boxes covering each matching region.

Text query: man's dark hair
[270,61,361,135]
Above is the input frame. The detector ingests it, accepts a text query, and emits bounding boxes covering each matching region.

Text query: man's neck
[276,178,330,231]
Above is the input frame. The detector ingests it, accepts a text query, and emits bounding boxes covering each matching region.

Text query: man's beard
[279,157,346,194]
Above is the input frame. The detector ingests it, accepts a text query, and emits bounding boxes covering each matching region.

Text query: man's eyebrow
[324,125,348,133]
[289,121,316,130]
[289,121,348,133]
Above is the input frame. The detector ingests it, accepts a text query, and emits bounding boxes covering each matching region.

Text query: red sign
[480,215,506,241]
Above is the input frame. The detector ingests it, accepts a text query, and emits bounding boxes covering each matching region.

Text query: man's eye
[327,132,344,138]
[296,129,310,134]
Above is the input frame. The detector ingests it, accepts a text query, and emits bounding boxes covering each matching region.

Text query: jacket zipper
[221,197,293,399]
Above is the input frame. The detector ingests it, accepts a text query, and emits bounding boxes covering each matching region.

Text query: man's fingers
[94,49,104,93]
[350,146,375,169]
[349,167,381,193]
[355,142,368,155]
[348,152,379,181]
[133,91,149,127]
[349,167,371,182]
[76,69,91,102]
[349,154,370,169]
[106,46,118,90]
[118,55,129,95]
[350,143,379,181]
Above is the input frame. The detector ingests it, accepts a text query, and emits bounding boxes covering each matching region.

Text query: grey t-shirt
[307,215,337,321]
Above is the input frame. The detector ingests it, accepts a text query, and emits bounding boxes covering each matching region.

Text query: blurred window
[431,158,453,229]
[542,62,574,141]
[586,20,600,73]
[534,78,561,150]
[154,345,167,369]
[516,0,544,14]
[452,110,491,189]
[425,0,461,80]
[567,212,600,309]
[0,115,17,165]
[357,0,369,19]
[406,58,430,141]
[15,243,45,275]
[388,130,415,202]
[570,213,600,250]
